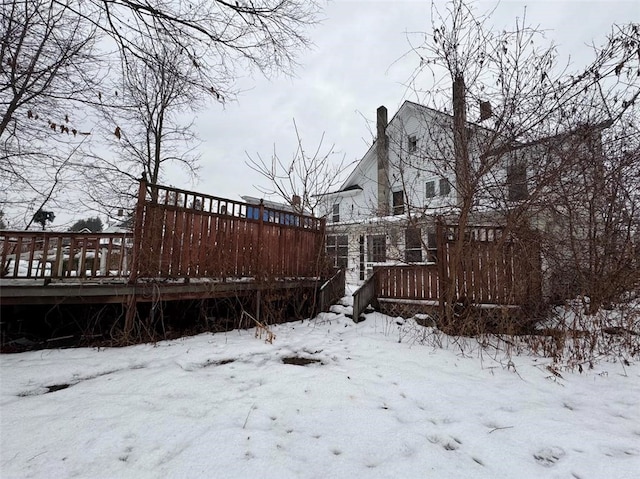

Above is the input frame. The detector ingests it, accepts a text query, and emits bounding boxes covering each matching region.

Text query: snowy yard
[1,305,639,478]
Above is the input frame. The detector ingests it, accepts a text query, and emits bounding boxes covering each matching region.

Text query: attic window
[408,135,417,153]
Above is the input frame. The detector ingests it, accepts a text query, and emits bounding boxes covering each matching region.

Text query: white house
[319,99,610,287]
[319,101,477,284]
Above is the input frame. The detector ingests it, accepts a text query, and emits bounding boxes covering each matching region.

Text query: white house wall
[385,104,458,214]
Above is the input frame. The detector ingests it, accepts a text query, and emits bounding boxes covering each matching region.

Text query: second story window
[392,190,405,215]
[439,178,451,196]
[332,203,340,222]
[425,180,436,199]
[507,162,528,201]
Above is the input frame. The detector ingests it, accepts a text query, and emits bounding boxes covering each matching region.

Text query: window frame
[332,203,340,222]
[326,234,348,269]
[439,178,451,196]
[425,180,436,199]
[392,190,405,215]
[367,234,386,263]
[408,135,418,153]
[405,227,422,263]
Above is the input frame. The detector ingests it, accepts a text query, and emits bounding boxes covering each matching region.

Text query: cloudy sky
[144,0,640,208]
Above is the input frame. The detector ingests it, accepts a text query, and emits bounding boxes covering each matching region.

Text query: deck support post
[256,288,261,323]
[124,293,137,338]
[436,217,447,320]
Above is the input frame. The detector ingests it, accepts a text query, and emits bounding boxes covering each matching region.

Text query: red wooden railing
[436,222,542,305]
[0,231,133,279]
[131,181,326,280]
[375,264,441,301]
[351,221,542,314]
[1,181,327,282]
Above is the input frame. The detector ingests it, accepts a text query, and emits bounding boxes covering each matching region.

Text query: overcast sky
[136,0,640,217]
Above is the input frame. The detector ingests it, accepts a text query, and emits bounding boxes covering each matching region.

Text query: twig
[488,426,514,434]
[242,402,256,429]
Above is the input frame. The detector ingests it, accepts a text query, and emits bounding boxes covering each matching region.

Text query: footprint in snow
[428,435,462,451]
[534,446,565,467]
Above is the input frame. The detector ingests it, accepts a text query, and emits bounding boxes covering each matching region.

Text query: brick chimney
[292,194,301,212]
[376,105,390,215]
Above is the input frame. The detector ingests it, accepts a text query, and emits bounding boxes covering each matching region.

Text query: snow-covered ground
[1,304,639,479]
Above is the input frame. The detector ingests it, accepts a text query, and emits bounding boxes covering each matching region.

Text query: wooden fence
[0,231,132,279]
[132,181,326,280]
[352,221,542,319]
[437,222,541,305]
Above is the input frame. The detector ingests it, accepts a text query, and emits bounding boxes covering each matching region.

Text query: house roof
[335,99,614,193]
[240,195,308,214]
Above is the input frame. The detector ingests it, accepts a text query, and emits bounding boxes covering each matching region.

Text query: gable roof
[338,101,453,192]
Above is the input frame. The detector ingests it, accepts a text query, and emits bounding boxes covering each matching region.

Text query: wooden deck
[1,181,342,345]
[0,277,321,305]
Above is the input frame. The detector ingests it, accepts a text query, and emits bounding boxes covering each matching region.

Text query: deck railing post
[129,177,147,284]
[100,247,108,275]
[257,200,264,278]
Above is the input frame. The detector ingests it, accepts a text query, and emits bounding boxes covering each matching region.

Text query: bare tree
[394,1,640,318]
[246,120,350,215]
[87,0,320,97]
[1,0,322,225]
[0,0,99,226]
[84,40,203,216]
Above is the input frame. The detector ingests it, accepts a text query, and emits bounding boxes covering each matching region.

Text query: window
[426,231,438,262]
[332,203,340,222]
[507,162,528,201]
[405,227,422,263]
[392,190,405,215]
[425,180,436,199]
[408,135,417,153]
[367,235,386,263]
[326,235,348,269]
[439,178,451,196]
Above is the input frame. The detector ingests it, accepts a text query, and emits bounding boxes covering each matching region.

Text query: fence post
[256,200,265,278]
[436,217,447,319]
